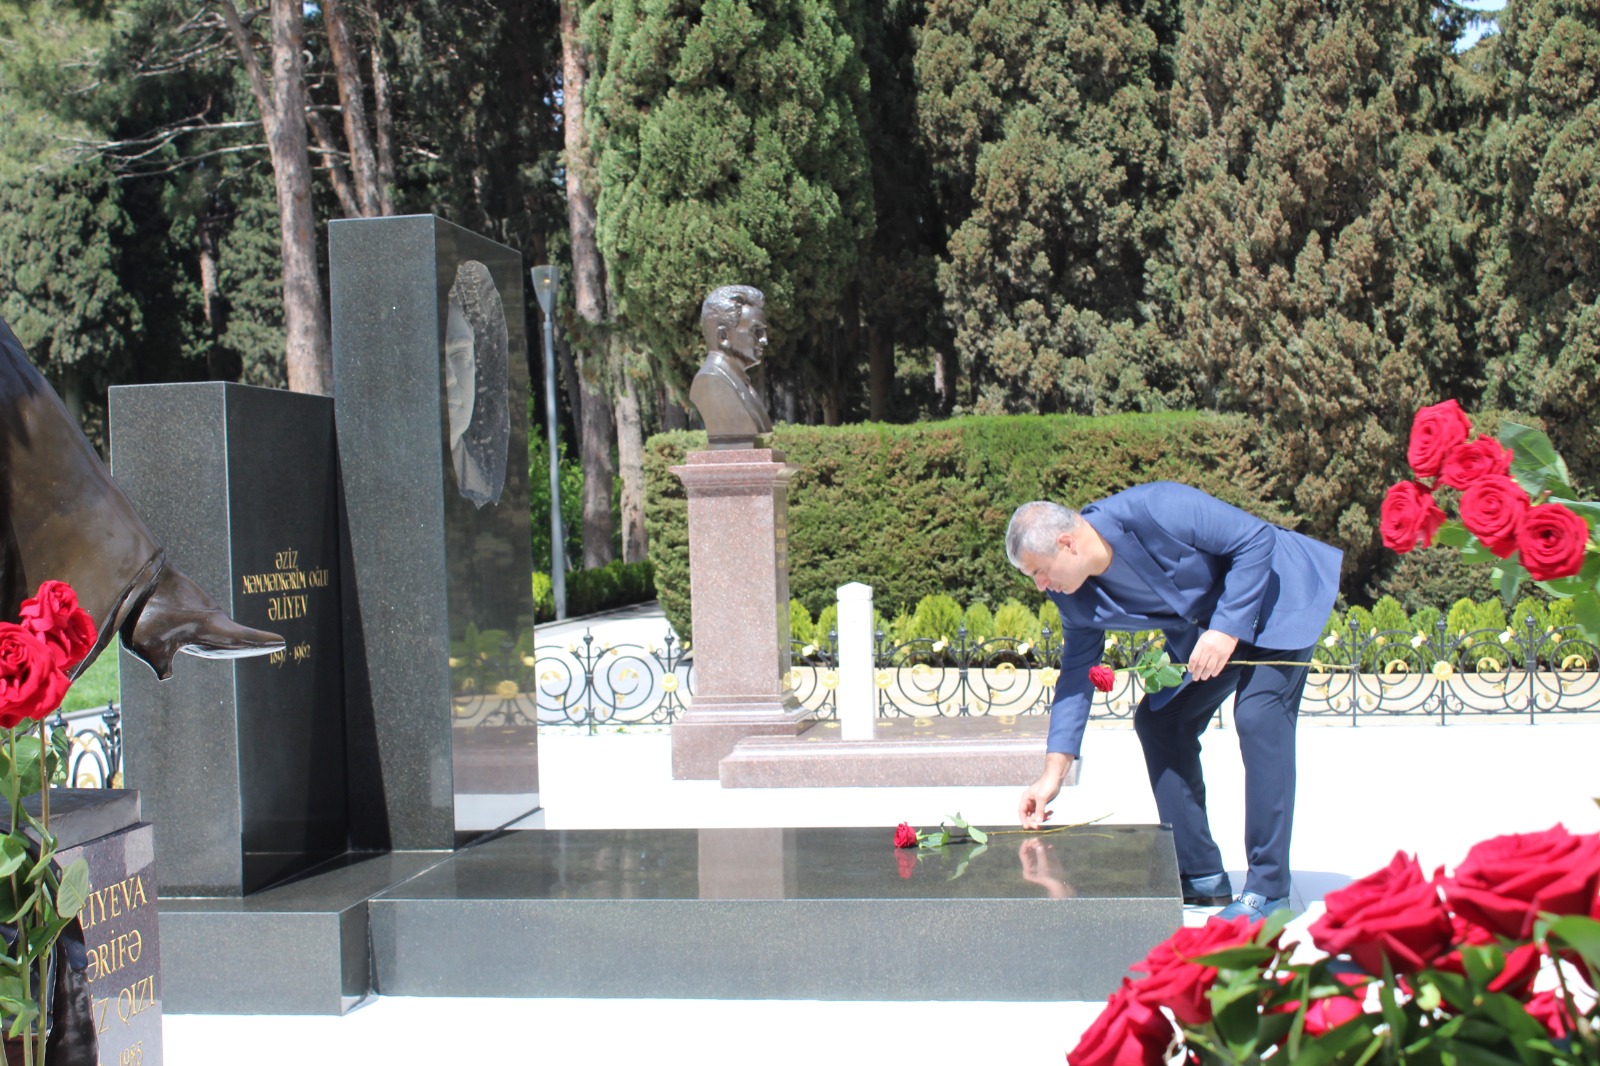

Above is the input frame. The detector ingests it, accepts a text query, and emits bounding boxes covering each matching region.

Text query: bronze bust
[689,285,773,450]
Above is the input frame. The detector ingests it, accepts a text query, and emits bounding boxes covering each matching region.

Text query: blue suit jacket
[1044,482,1343,755]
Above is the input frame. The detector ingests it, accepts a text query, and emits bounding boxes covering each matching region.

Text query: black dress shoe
[122,565,285,680]
[1181,872,1234,906]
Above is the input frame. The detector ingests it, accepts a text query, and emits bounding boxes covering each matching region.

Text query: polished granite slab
[158,850,450,1014]
[369,824,1180,1002]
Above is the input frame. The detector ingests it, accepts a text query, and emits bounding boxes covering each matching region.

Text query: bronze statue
[689,285,773,450]
[0,314,283,680]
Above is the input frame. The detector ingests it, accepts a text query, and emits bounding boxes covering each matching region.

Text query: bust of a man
[689,285,774,450]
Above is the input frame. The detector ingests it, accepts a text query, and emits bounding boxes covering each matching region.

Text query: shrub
[532,572,555,623]
[644,412,1283,641]
[962,602,995,643]
[564,560,656,618]
[907,594,964,643]
[790,600,815,646]
[993,599,1042,644]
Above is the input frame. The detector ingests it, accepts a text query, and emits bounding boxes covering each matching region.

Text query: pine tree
[584,0,876,405]
[1159,0,1477,584]
[914,0,1180,415]
[1478,0,1600,487]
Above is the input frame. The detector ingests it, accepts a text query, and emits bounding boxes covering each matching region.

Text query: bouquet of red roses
[1383,401,1600,637]
[1069,825,1600,1066]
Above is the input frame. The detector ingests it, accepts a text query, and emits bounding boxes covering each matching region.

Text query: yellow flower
[1431,661,1454,682]
[495,680,519,699]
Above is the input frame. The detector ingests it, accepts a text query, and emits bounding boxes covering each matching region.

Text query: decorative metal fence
[533,614,1600,729]
[54,703,123,788]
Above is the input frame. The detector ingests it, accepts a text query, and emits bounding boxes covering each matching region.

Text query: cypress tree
[1159,0,1476,585]
[1478,0,1600,486]
[914,0,1179,415]
[583,0,876,404]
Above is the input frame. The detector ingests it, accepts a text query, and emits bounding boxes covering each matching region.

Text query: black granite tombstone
[25,790,163,1066]
[109,384,346,896]
[329,214,539,850]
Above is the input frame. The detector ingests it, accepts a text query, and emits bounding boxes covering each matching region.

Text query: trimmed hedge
[532,560,656,623]
[645,413,1288,643]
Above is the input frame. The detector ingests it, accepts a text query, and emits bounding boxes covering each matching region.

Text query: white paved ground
[163,605,1600,1065]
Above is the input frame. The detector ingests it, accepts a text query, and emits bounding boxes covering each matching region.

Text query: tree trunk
[614,375,647,563]
[867,320,893,421]
[324,0,383,217]
[197,212,240,381]
[219,0,332,396]
[560,0,617,568]
[578,377,616,569]
[306,109,360,217]
[367,3,396,216]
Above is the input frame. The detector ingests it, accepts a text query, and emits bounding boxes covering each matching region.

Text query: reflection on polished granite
[368,824,1180,1002]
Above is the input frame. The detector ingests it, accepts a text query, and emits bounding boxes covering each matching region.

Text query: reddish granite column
[669,448,813,778]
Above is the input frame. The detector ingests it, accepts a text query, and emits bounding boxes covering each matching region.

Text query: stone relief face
[444,299,477,449]
[726,303,769,368]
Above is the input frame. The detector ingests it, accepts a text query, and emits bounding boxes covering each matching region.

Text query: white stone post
[837,582,876,741]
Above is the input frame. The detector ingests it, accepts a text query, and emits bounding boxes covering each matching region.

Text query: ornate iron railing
[53,703,123,788]
[532,613,1600,727]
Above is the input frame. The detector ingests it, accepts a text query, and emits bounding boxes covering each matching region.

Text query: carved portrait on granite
[443,260,510,508]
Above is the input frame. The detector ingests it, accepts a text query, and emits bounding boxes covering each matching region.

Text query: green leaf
[967,825,988,845]
[1502,422,1572,494]
[948,844,986,881]
[1574,589,1600,647]
[1460,539,1500,566]
[55,858,89,919]
[1543,913,1600,970]
[1192,944,1275,969]
[0,835,27,878]
[1497,564,1522,605]
[1434,521,1470,548]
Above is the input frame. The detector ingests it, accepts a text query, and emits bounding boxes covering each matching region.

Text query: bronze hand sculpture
[688,285,774,450]
[0,315,283,680]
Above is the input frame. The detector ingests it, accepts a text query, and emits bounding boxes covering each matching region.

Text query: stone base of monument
[716,715,1084,788]
[157,823,1178,1010]
[670,693,816,779]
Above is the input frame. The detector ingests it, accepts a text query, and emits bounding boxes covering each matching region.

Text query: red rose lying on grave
[1067,979,1174,1066]
[1431,913,1543,997]
[893,822,918,849]
[1440,824,1600,939]
[1128,915,1261,1026]
[1516,502,1590,582]
[1088,664,1116,692]
[1309,852,1454,975]
[1380,482,1446,553]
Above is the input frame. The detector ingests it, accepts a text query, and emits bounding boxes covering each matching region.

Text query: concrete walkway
[164,602,1600,1065]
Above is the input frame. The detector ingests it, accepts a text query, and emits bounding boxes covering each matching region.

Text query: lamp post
[530,265,566,620]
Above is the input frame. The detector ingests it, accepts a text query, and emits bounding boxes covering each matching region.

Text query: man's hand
[1188,628,1239,682]
[1018,753,1074,828]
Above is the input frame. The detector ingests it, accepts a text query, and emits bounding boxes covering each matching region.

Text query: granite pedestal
[24,790,163,1066]
[669,449,812,778]
[330,214,539,848]
[110,383,346,897]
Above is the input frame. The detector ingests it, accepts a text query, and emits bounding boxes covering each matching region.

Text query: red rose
[893,822,919,849]
[1129,914,1259,1026]
[1517,503,1590,581]
[0,623,71,729]
[1275,972,1369,1037]
[1309,852,1453,975]
[1439,437,1513,490]
[19,580,97,671]
[1457,476,1531,558]
[1067,980,1174,1066]
[1441,825,1600,939]
[1525,990,1575,1039]
[1407,400,1472,479]
[1380,482,1446,553]
[1088,665,1116,693]
[1431,914,1542,998]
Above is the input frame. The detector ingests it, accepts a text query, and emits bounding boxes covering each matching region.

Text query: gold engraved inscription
[239,547,328,666]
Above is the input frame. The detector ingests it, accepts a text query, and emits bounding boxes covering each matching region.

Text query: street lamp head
[530,265,561,316]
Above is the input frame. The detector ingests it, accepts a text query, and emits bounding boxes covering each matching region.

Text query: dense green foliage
[532,561,657,623]
[645,412,1284,640]
[584,0,876,399]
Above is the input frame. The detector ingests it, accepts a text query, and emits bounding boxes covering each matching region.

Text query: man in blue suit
[1006,483,1342,920]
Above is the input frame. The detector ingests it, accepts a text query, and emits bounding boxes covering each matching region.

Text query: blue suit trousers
[1131,641,1311,899]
